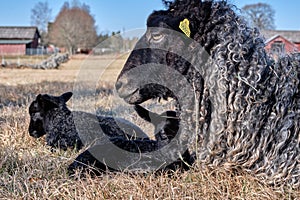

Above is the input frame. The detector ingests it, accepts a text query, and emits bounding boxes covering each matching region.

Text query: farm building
[0,26,40,55]
[262,30,300,58]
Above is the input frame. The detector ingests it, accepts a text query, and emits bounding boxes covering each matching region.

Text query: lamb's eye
[152,33,164,41]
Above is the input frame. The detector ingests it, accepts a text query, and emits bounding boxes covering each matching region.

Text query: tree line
[31,1,137,54]
[31,1,276,54]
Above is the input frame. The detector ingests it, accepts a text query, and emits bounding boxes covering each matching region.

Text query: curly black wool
[116,0,300,188]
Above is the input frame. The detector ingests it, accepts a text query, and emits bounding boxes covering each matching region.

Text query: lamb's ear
[36,94,42,101]
[61,92,73,103]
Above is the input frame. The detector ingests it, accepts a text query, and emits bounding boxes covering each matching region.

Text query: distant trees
[48,2,98,54]
[31,1,137,54]
[30,1,52,46]
[242,3,276,30]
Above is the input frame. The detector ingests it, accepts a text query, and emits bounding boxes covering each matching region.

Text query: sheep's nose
[115,81,123,91]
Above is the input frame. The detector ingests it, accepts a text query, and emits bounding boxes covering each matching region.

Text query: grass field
[0,55,299,199]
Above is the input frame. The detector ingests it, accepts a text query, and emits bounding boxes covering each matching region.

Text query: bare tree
[31,1,52,46]
[242,3,276,30]
[48,2,98,54]
[31,1,52,33]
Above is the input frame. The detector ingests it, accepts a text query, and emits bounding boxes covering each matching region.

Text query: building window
[271,41,285,56]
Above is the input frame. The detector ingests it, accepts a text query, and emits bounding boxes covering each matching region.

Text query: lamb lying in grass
[28,92,148,150]
[28,92,194,174]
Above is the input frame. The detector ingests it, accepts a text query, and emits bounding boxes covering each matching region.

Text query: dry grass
[0,55,299,199]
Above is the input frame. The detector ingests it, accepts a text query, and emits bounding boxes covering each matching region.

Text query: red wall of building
[265,36,300,53]
[0,44,26,55]
[295,43,300,51]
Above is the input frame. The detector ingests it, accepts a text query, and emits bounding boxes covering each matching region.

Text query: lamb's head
[134,105,179,143]
[28,92,73,138]
[115,0,213,105]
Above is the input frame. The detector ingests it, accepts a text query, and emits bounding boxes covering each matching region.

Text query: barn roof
[0,26,40,40]
[262,30,300,43]
[0,40,33,44]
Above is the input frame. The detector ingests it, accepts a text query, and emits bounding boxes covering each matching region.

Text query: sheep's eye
[152,33,164,42]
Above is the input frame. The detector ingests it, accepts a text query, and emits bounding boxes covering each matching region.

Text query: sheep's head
[115,0,212,105]
[28,92,73,138]
[115,14,189,104]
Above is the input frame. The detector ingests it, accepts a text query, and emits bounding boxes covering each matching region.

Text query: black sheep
[115,0,300,187]
[29,92,193,174]
[28,92,148,150]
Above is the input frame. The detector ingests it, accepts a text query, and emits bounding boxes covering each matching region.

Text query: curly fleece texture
[116,0,300,187]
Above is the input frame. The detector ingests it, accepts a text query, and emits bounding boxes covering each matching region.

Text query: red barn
[262,30,300,59]
[0,26,40,55]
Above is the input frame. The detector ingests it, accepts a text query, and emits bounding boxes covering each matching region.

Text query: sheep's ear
[61,92,73,103]
[36,94,42,101]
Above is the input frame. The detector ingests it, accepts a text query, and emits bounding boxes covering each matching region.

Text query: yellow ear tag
[179,18,191,38]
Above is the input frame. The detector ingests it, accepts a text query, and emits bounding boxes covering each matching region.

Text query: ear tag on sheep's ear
[179,18,191,38]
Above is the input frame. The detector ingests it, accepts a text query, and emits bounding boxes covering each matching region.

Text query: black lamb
[28,92,148,150]
[115,0,300,187]
[29,92,193,174]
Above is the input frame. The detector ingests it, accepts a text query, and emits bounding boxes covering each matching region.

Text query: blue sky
[0,0,299,34]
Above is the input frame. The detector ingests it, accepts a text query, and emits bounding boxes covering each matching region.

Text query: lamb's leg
[68,149,110,177]
[68,137,194,176]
